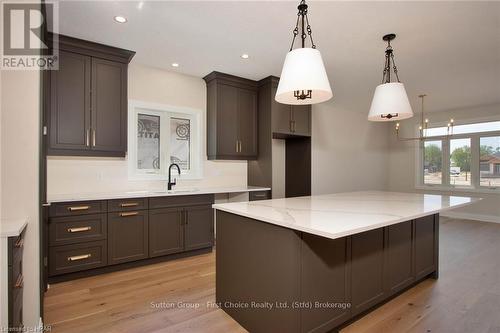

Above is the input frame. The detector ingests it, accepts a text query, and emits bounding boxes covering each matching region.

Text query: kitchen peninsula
[213,191,478,333]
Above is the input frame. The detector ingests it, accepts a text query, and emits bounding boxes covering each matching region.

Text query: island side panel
[216,210,302,333]
[414,214,439,280]
[300,233,351,333]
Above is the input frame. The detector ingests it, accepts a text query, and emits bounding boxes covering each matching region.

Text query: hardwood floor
[44,218,500,333]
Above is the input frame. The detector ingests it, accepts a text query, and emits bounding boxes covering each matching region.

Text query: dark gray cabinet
[351,228,385,316]
[415,214,438,280]
[91,58,127,153]
[270,79,311,137]
[47,195,215,281]
[300,234,351,332]
[46,34,134,157]
[185,205,214,250]
[8,228,25,331]
[384,221,414,295]
[149,207,185,257]
[204,72,258,160]
[49,50,91,152]
[108,211,149,265]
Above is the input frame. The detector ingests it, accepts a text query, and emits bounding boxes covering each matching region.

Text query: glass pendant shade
[368,82,413,121]
[275,48,333,105]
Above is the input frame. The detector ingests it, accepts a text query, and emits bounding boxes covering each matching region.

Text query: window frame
[416,117,500,193]
[128,100,203,181]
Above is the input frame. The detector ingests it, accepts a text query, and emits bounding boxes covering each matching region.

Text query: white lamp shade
[275,48,332,105]
[368,82,413,122]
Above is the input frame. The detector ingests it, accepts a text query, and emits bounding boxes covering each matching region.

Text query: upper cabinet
[46,34,135,157]
[269,77,311,138]
[204,72,258,160]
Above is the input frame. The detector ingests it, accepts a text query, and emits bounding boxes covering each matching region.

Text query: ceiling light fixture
[171,63,179,68]
[368,34,413,121]
[395,94,454,141]
[241,54,249,59]
[113,16,127,23]
[275,0,332,105]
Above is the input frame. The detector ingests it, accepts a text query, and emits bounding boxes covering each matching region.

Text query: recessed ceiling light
[171,63,179,68]
[114,16,127,23]
[241,54,249,59]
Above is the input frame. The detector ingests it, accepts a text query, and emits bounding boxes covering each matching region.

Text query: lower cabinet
[149,205,214,255]
[149,207,185,257]
[48,195,215,281]
[350,228,385,316]
[185,205,214,251]
[108,211,149,265]
[384,221,414,295]
[415,214,438,279]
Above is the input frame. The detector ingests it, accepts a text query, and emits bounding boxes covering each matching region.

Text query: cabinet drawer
[249,190,271,201]
[108,198,148,212]
[49,241,107,276]
[49,214,107,246]
[10,281,23,329]
[49,201,106,217]
[8,231,24,267]
[149,194,214,209]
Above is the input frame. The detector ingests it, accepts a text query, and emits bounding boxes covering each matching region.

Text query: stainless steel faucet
[167,163,181,191]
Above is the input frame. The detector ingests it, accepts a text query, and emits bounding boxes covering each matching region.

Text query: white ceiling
[54,1,500,113]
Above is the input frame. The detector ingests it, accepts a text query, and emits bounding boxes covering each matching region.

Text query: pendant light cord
[381,39,401,83]
[289,0,316,51]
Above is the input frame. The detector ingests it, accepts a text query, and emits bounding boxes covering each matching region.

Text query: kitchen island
[213,191,478,333]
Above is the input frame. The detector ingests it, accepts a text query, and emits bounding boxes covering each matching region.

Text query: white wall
[312,100,392,195]
[388,103,500,222]
[47,64,247,197]
[0,70,41,328]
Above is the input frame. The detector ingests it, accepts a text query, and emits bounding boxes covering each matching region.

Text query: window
[418,120,500,191]
[424,141,442,185]
[128,101,202,180]
[480,136,500,188]
[449,138,471,186]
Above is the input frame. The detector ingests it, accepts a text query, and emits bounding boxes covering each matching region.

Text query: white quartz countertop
[212,191,480,240]
[47,186,271,203]
[0,218,28,238]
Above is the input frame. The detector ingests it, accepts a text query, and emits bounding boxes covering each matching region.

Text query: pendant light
[275,0,332,105]
[368,34,413,121]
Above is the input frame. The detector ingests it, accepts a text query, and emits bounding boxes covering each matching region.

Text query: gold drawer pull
[120,202,139,207]
[14,275,24,288]
[67,226,92,233]
[14,238,24,248]
[120,212,138,217]
[68,205,90,211]
[253,194,266,198]
[67,254,91,261]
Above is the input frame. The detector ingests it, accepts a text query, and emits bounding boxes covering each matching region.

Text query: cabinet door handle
[235,140,239,153]
[14,238,24,248]
[67,254,91,261]
[185,210,188,225]
[14,274,23,288]
[119,211,139,217]
[120,202,139,207]
[92,129,96,147]
[67,226,92,233]
[253,194,267,198]
[86,129,90,147]
[68,205,90,212]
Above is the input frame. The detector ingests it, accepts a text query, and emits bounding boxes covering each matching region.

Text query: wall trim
[441,211,500,224]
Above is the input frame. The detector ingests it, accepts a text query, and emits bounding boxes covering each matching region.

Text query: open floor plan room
[1,1,499,332]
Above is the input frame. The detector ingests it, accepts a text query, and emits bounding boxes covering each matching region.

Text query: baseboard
[441,211,500,224]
